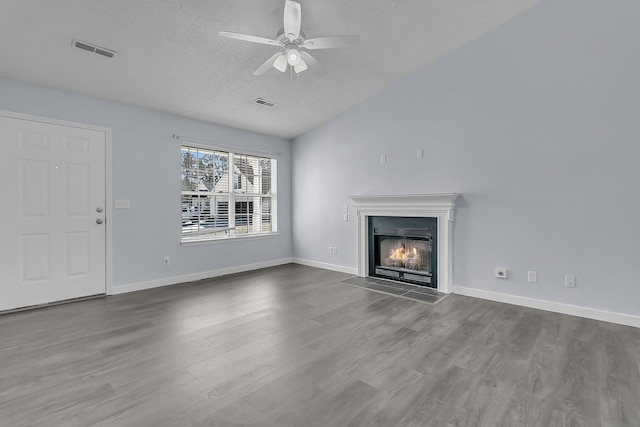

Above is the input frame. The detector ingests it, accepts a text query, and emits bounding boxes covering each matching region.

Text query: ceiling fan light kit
[273,54,288,72]
[286,47,301,66]
[219,0,360,76]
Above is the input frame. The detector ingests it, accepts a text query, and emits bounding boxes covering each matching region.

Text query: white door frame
[0,109,113,296]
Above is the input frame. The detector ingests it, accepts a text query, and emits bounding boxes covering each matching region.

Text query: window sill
[181,232,280,246]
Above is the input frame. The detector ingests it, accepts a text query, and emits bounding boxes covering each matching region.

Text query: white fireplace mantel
[349,193,460,294]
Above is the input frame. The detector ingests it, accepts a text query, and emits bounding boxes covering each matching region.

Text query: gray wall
[0,77,292,289]
[292,0,640,316]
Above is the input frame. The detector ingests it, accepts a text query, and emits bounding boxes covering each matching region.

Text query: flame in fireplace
[389,244,419,261]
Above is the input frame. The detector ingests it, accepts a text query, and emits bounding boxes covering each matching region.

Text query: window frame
[180,144,277,244]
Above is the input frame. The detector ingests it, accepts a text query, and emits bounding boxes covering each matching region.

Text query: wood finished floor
[1,264,639,426]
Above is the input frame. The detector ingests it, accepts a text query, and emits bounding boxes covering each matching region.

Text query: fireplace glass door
[373,233,434,286]
[378,236,430,272]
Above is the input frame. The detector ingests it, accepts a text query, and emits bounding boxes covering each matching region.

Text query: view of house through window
[181,145,276,241]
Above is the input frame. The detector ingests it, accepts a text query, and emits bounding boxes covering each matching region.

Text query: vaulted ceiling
[0,0,542,139]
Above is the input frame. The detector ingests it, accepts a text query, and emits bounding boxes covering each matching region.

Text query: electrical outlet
[163,256,170,266]
[565,274,575,287]
[332,247,337,255]
[328,246,332,254]
[417,149,423,159]
[495,267,507,279]
[528,271,538,283]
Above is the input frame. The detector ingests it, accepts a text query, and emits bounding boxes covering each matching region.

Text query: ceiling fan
[219,0,360,76]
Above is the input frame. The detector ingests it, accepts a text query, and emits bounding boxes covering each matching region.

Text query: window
[181,145,276,241]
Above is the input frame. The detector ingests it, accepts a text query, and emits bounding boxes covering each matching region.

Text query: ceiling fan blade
[283,0,301,41]
[254,52,285,76]
[301,35,360,49]
[219,31,281,46]
[273,53,288,72]
[294,58,308,74]
[300,51,327,75]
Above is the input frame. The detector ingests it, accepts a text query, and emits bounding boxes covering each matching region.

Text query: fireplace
[369,216,437,288]
[350,193,460,294]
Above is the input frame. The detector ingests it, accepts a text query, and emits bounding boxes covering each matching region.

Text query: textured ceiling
[0,0,542,139]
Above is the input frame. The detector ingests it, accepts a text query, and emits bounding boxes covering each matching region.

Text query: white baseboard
[110,258,293,295]
[453,285,640,328]
[112,262,639,328]
[292,258,358,275]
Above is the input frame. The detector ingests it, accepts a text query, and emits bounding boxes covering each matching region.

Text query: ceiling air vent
[73,40,116,58]
[253,98,276,108]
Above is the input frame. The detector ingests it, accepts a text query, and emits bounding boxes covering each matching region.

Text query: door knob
[96,207,103,213]
[96,219,104,224]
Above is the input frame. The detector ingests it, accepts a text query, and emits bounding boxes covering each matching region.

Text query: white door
[0,115,106,311]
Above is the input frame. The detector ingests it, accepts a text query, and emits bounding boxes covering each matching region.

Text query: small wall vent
[253,98,276,108]
[73,40,116,58]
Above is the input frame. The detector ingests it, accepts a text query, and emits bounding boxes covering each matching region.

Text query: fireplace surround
[350,193,460,294]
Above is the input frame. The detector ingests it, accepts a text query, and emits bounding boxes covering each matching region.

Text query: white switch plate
[565,274,575,287]
[380,154,386,164]
[417,149,423,158]
[343,213,348,221]
[528,271,537,283]
[114,199,131,209]
[343,204,348,213]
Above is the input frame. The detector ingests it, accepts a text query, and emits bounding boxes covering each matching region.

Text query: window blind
[181,145,276,241]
